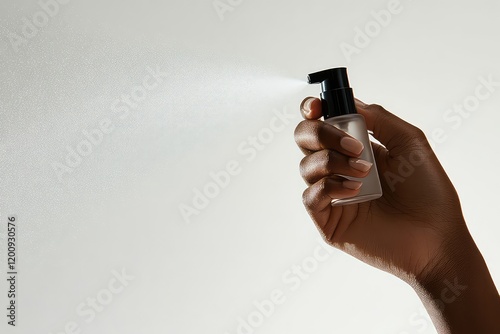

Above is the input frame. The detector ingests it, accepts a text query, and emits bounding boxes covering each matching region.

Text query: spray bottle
[308,67,382,205]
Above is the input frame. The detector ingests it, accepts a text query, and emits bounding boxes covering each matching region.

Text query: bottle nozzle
[307,67,350,91]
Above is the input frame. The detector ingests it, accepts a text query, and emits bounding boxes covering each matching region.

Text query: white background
[1,0,499,333]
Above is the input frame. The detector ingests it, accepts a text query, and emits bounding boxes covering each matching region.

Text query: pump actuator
[307,67,357,119]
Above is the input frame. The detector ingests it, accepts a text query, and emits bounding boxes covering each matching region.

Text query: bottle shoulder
[325,114,365,124]
[325,114,365,122]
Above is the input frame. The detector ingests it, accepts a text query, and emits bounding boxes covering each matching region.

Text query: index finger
[294,120,364,157]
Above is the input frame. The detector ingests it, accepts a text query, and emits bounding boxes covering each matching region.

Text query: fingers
[294,120,364,157]
[302,177,362,232]
[299,96,428,157]
[300,97,322,119]
[300,149,372,185]
[354,98,429,156]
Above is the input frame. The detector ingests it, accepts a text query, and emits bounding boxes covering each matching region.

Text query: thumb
[354,98,428,157]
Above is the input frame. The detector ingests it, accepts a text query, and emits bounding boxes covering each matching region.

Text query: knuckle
[299,155,309,177]
[309,119,323,137]
[322,149,334,174]
[317,177,328,193]
[411,126,426,140]
[294,120,322,142]
[301,188,311,207]
[293,120,307,141]
[406,126,429,147]
[369,103,387,113]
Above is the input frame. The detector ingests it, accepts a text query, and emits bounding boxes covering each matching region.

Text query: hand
[294,97,469,283]
[294,97,500,333]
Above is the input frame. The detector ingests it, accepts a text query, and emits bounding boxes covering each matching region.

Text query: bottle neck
[321,87,357,119]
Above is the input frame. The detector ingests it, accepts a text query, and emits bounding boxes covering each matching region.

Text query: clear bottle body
[325,114,382,205]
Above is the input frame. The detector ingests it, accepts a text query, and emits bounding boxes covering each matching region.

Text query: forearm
[412,231,500,333]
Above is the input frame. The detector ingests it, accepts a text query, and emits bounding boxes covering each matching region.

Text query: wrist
[410,224,500,333]
[414,221,475,291]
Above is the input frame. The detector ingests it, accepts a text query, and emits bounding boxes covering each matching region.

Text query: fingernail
[303,98,314,113]
[343,180,363,190]
[348,158,373,172]
[340,137,364,155]
[354,98,368,107]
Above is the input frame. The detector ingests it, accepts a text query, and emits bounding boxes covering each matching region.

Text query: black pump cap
[308,67,350,91]
[307,67,357,119]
